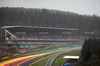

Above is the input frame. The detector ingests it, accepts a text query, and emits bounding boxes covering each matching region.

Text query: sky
[0,0,100,16]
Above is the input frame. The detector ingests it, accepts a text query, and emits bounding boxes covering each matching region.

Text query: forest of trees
[77,39,100,66]
[0,7,100,37]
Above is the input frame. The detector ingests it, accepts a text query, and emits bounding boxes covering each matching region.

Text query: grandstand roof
[2,26,78,30]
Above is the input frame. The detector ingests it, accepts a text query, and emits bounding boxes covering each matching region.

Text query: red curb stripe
[12,63,19,66]
[0,52,26,61]
[3,57,33,66]
[0,58,2,60]
[8,55,14,57]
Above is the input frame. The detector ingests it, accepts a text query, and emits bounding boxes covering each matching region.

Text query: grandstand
[2,26,79,49]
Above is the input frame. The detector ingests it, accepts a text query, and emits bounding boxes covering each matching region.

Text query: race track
[0,47,81,66]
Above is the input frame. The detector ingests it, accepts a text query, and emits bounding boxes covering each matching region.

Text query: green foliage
[31,54,58,66]
[78,39,100,66]
[83,49,91,62]
[81,39,100,58]
[53,50,81,66]
[88,55,100,66]
[0,7,100,37]
[78,55,100,66]
[97,46,100,57]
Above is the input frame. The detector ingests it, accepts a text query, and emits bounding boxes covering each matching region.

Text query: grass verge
[31,53,60,66]
[53,50,81,66]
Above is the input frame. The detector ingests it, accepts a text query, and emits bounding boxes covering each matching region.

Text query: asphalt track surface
[19,53,56,66]
[45,54,57,66]
[45,53,66,66]
[19,49,66,66]
[0,47,81,66]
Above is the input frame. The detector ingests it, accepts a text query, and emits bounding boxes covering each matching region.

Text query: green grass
[31,54,59,66]
[53,50,81,66]
[27,44,82,53]
[31,50,81,66]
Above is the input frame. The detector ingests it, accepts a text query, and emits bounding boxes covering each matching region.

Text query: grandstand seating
[7,31,73,40]
[3,26,78,49]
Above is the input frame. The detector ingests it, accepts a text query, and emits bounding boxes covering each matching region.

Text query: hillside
[0,7,100,37]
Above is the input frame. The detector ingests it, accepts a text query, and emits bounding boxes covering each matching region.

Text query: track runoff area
[0,47,81,66]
